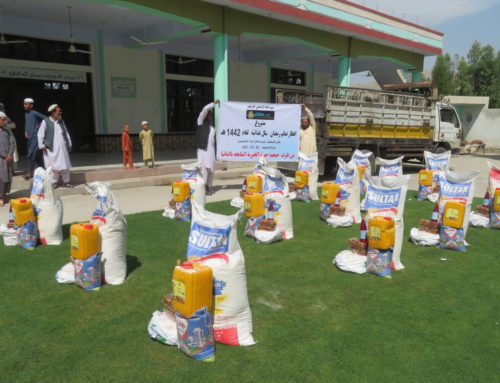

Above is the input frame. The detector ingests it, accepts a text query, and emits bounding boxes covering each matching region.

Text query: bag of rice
[297,152,319,200]
[437,169,479,251]
[187,202,255,346]
[378,156,404,178]
[364,174,410,270]
[424,150,451,202]
[487,162,500,229]
[86,182,127,285]
[335,158,361,223]
[17,220,37,250]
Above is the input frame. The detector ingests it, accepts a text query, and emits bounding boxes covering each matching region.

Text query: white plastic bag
[86,182,127,285]
[409,228,439,246]
[326,214,353,228]
[162,207,175,219]
[187,202,255,346]
[333,250,367,274]
[55,262,76,284]
[181,161,206,208]
[148,310,178,346]
[378,156,404,178]
[230,197,244,209]
[254,228,283,244]
[298,151,319,200]
[469,211,489,228]
[0,224,18,246]
[364,174,410,270]
[335,158,361,223]
[30,167,63,245]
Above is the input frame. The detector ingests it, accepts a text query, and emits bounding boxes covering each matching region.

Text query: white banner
[0,66,87,83]
[217,101,300,162]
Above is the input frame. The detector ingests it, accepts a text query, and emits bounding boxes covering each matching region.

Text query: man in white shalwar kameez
[195,99,219,195]
[37,104,73,188]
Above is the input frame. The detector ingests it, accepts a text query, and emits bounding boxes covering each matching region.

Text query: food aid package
[181,161,206,209]
[335,158,361,223]
[297,151,319,200]
[174,199,191,221]
[55,262,75,284]
[187,202,255,346]
[437,169,479,251]
[262,166,289,195]
[333,250,367,274]
[148,310,178,346]
[252,156,268,180]
[17,220,37,250]
[424,150,451,202]
[30,167,63,245]
[74,252,102,291]
[244,216,264,238]
[378,156,403,178]
[487,162,500,228]
[1,224,18,246]
[351,149,372,196]
[366,247,393,278]
[176,307,215,361]
[253,197,290,243]
[86,182,127,285]
[364,174,410,270]
[409,227,439,246]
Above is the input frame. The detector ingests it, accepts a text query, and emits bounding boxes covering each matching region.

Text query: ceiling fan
[129,35,169,46]
[64,6,91,55]
[166,56,197,65]
[0,5,28,45]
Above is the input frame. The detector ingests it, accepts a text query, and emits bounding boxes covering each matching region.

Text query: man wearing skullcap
[299,103,317,155]
[139,121,155,168]
[196,100,219,195]
[0,103,18,171]
[23,97,46,179]
[37,104,73,188]
[0,111,15,206]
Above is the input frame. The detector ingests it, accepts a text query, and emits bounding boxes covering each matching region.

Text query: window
[440,108,459,126]
[271,68,306,86]
[165,55,213,77]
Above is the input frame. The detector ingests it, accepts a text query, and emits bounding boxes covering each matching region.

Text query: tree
[489,51,500,108]
[432,54,454,96]
[455,58,473,96]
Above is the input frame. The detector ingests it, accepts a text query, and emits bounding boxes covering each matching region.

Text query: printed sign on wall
[217,101,300,162]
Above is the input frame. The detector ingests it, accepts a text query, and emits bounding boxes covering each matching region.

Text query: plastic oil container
[173,180,191,202]
[295,171,309,189]
[10,198,35,227]
[321,183,340,204]
[419,170,433,186]
[244,193,265,218]
[246,175,263,194]
[368,216,395,250]
[357,166,366,180]
[70,223,100,260]
[494,188,500,212]
[172,262,213,318]
[442,201,465,228]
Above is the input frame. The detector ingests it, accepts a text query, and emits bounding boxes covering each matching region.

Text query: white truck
[276,83,462,174]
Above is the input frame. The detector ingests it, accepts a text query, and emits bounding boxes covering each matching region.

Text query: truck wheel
[324,157,337,177]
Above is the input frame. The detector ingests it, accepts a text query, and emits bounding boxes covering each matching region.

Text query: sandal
[63,183,73,188]
[52,183,59,189]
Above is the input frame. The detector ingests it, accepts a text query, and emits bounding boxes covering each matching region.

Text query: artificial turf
[0,192,499,382]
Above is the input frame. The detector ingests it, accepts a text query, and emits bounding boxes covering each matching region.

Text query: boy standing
[139,121,155,168]
[121,124,135,170]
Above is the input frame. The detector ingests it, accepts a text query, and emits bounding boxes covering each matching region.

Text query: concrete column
[214,33,229,102]
[338,56,351,87]
[411,70,422,83]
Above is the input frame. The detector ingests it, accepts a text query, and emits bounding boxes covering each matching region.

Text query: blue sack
[176,307,215,361]
[295,185,310,202]
[366,247,393,278]
[175,198,191,221]
[439,226,465,251]
[17,220,37,250]
[74,252,102,291]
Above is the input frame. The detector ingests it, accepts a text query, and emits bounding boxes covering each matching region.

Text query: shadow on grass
[62,224,71,240]
[126,254,141,276]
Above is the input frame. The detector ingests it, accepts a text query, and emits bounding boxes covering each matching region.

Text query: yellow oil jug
[357,166,366,181]
[70,223,100,260]
[10,198,35,227]
[244,193,265,218]
[295,171,309,189]
[321,183,340,204]
[368,216,395,250]
[442,201,465,228]
[494,188,500,212]
[173,180,191,202]
[172,261,213,318]
[419,170,433,187]
[247,175,263,194]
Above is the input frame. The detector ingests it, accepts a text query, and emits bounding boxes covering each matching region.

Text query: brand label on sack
[352,154,371,166]
[440,179,471,198]
[335,168,354,184]
[380,165,400,176]
[365,186,401,210]
[188,222,231,257]
[427,156,449,170]
[298,158,315,172]
[31,174,44,196]
[183,170,197,181]
[263,175,286,193]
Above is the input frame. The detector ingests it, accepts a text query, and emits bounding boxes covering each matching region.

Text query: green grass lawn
[1,191,499,382]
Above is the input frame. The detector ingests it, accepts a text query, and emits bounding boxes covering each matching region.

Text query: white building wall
[103,46,162,134]
[464,109,500,148]
[229,61,268,102]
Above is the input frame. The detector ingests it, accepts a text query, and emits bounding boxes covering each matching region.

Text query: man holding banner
[196,99,219,195]
[300,104,317,155]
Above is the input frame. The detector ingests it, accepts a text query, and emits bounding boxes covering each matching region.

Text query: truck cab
[435,103,462,151]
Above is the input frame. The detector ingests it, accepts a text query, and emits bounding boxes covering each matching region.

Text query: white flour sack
[351,149,373,193]
[364,174,410,270]
[86,182,127,285]
[378,156,404,178]
[298,152,319,200]
[424,150,451,201]
[181,161,206,208]
[262,166,289,196]
[253,156,268,179]
[335,158,361,223]
[264,192,293,239]
[487,162,500,228]
[30,167,63,245]
[187,202,255,346]
[438,169,479,237]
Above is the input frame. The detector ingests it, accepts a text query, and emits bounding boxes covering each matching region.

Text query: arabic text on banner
[216,101,300,162]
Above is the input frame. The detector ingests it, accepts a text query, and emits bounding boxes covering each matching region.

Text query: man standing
[23,98,46,179]
[299,103,317,155]
[0,111,15,206]
[139,121,155,168]
[196,99,219,195]
[0,102,19,172]
[37,104,72,188]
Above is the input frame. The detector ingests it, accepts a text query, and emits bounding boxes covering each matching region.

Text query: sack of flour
[187,202,255,346]
[351,149,372,195]
[30,167,63,245]
[297,152,319,200]
[182,162,206,209]
[364,174,410,270]
[254,196,290,242]
[424,150,451,202]
[378,156,403,178]
[335,158,361,223]
[487,162,500,229]
[86,182,127,285]
[262,167,289,196]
